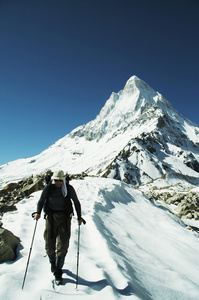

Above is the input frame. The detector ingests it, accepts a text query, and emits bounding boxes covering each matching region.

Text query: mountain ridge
[0,75,199,188]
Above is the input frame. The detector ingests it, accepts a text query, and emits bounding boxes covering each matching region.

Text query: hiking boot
[53,256,65,284]
[54,268,63,285]
[55,275,63,285]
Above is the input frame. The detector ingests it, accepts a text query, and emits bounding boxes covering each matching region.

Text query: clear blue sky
[0,0,198,166]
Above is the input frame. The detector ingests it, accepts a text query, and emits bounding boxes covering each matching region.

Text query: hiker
[33,170,84,284]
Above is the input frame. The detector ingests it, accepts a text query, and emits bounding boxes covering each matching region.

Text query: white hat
[51,170,65,181]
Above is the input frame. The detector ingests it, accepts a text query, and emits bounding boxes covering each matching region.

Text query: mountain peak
[125,75,141,84]
[124,75,152,92]
[66,75,194,143]
[0,75,199,188]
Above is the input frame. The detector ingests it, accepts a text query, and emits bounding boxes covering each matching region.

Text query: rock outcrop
[145,187,199,220]
[0,222,20,263]
[0,170,54,214]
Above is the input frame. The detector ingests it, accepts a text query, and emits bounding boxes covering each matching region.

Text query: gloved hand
[32,212,41,220]
[78,217,86,225]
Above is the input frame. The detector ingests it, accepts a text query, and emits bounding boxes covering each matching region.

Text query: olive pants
[44,212,71,257]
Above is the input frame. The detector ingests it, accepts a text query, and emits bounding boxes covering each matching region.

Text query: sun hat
[51,170,65,181]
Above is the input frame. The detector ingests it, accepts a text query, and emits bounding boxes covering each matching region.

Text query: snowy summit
[1,75,199,300]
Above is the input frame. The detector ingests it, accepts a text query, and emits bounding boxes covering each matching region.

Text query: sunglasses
[54,179,63,183]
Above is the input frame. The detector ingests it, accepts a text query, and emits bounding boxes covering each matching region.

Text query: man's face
[54,179,63,188]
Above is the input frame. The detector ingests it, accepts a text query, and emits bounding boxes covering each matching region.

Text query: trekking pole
[76,218,86,289]
[22,214,38,290]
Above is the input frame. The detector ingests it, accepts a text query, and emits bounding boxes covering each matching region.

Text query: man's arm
[33,184,50,220]
[68,185,82,220]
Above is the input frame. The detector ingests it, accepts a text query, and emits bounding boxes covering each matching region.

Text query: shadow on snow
[63,269,152,299]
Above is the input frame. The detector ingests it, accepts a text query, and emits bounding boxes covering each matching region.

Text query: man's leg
[44,216,56,273]
[54,217,71,282]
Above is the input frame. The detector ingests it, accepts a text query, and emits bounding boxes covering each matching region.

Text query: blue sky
[0,0,198,166]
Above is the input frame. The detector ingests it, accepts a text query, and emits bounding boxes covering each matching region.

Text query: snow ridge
[1,178,199,300]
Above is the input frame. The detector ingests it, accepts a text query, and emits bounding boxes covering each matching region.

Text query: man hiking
[33,170,84,284]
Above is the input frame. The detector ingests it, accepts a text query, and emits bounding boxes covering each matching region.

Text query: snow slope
[1,178,199,300]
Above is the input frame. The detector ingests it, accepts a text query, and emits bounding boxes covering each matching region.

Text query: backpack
[43,181,73,217]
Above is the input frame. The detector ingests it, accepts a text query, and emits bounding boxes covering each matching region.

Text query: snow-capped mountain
[1,76,199,300]
[0,75,199,188]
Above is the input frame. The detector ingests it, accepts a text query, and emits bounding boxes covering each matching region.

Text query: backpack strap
[43,181,54,218]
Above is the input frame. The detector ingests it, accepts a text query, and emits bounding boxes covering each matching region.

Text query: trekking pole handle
[32,212,38,218]
[81,217,86,225]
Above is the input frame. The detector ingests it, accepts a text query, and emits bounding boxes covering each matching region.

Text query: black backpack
[43,181,73,217]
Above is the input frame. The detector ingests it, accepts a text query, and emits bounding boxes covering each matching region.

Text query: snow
[1,75,199,299]
[1,177,199,300]
[0,76,199,188]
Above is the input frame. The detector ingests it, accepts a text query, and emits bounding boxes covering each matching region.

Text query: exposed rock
[165,193,185,204]
[0,227,20,263]
[3,182,19,191]
[145,187,199,220]
[20,179,44,197]
[0,174,45,215]
[0,202,17,213]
